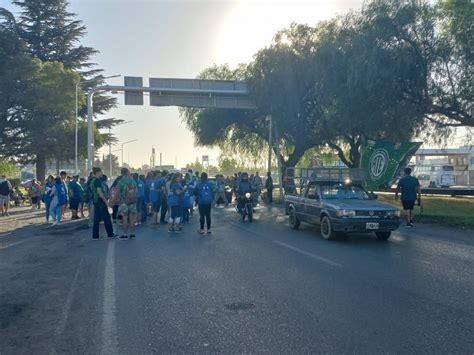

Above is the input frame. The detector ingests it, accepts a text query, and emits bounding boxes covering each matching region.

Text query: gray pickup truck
[284,180,401,240]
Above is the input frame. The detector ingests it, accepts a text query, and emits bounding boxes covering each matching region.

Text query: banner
[360,139,422,190]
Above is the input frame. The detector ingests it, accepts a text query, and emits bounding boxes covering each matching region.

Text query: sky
[1,0,370,168]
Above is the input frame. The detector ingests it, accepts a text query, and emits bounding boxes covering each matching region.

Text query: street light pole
[79,74,120,173]
[108,120,133,178]
[121,139,139,167]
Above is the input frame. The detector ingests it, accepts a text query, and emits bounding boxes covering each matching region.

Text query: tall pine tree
[13,0,116,115]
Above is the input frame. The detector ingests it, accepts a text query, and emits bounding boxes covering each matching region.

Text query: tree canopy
[181,0,472,172]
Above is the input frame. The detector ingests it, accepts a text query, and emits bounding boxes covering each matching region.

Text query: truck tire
[289,209,300,230]
[376,232,391,241]
[321,215,338,240]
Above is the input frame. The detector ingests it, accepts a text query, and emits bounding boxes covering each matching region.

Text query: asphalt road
[0,206,473,354]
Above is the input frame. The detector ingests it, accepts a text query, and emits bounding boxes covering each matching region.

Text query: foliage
[0,160,17,176]
[10,0,116,115]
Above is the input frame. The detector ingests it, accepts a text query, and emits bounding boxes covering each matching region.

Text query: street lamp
[108,120,134,178]
[75,74,121,174]
[121,139,139,167]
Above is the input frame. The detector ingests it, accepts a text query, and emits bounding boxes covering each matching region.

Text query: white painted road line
[101,241,118,355]
[273,240,343,268]
[0,239,27,250]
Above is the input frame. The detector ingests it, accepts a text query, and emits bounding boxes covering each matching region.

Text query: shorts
[69,198,80,210]
[402,200,415,210]
[0,194,10,205]
[119,203,137,216]
[170,205,183,219]
[31,196,39,204]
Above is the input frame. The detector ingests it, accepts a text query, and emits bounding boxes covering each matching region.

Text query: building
[415,146,474,186]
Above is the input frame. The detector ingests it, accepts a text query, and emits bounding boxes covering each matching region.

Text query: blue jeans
[50,202,62,222]
[45,200,51,221]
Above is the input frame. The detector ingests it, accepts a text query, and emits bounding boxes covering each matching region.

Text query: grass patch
[378,194,474,228]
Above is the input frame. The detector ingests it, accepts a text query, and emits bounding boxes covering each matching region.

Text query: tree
[309,7,427,167]
[11,0,116,116]
[0,159,17,176]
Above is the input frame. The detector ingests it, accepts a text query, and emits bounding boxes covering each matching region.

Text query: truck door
[305,184,321,224]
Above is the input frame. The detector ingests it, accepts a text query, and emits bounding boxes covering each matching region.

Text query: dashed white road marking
[273,240,343,267]
[101,240,118,355]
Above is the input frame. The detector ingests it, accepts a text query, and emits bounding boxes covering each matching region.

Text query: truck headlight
[386,210,401,217]
[336,209,356,218]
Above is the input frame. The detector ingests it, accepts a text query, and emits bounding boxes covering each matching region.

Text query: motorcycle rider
[236,172,254,213]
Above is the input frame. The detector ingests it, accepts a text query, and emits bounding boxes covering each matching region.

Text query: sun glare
[214,0,337,66]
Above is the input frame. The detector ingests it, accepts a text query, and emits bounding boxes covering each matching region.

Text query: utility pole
[109,127,112,179]
[267,115,272,173]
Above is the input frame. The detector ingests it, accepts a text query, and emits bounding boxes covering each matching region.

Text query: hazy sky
[2,0,366,168]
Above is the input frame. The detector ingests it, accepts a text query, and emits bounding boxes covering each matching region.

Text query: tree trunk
[56,160,60,176]
[36,154,46,182]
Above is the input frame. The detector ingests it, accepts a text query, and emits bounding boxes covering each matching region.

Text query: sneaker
[92,237,101,241]
[405,223,412,228]
[5,212,10,216]
[52,221,58,227]
[130,234,136,239]
[118,235,129,240]
[199,229,205,235]
[409,222,414,227]
[168,226,175,233]
[108,234,118,239]
[207,230,212,234]
[174,228,182,234]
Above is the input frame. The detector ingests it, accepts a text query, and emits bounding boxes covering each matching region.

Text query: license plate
[366,222,379,230]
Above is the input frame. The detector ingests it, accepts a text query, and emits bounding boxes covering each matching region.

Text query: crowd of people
[0,167,275,240]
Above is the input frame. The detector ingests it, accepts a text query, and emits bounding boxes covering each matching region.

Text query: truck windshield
[320,183,371,200]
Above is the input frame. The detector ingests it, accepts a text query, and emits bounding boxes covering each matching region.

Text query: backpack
[199,182,213,204]
[0,181,10,195]
[108,186,120,205]
[125,182,138,204]
[57,184,67,206]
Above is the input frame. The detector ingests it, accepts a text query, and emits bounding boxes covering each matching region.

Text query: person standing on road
[0,175,13,216]
[43,175,54,223]
[117,168,138,240]
[29,179,42,210]
[91,167,115,240]
[59,171,69,217]
[68,175,83,220]
[395,167,421,228]
[49,176,67,226]
[168,173,184,233]
[79,177,87,218]
[195,172,214,235]
[265,172,274,204]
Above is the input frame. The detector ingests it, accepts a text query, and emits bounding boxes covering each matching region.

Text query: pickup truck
[284,180,401,240]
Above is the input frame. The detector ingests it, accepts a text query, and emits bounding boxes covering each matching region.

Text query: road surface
[0,206,473,354]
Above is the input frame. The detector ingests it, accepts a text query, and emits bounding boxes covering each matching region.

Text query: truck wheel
[376,232,391,241]
[321,215,337,240]
[289,209,300,230]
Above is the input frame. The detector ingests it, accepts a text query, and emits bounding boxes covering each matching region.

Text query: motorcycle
[239,192,254,223]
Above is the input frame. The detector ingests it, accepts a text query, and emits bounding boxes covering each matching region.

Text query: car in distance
[285,180,401,240]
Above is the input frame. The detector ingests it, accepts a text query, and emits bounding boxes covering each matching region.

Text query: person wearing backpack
[91,167,116,240]
[0,175,13,217]
[49,176,67,226]
[117,167,138,240]
[168,173,184,233]
[195,172,215,235]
